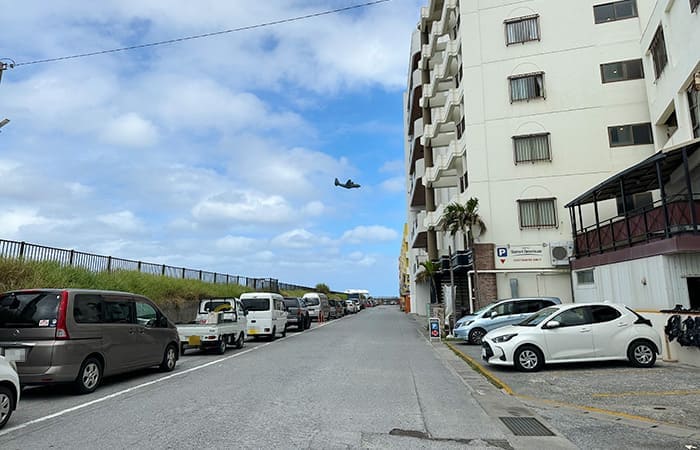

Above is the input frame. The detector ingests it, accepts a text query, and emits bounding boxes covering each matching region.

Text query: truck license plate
[188,336,201,346]
[247,329,256,335]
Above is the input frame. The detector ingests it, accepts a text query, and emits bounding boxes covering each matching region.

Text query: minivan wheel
[235,332,245,349]
[269,327,276,341]
[468,328,487,345]
[75,357,102,394]
[160,344,178,371]
[0,385,14,429]
[514,345,544,372]
[628,340,656,368]
[281,324,287,337]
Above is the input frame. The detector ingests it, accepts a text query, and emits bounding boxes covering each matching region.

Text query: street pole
[448,245,456,336]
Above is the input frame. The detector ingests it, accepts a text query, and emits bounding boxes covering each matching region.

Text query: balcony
[566,140,700,268]
[409,160,426,208]
[424,149,459,188]
[433,87,462,128]
[435,40,460,81]
[425,204,446,229]
[410,211,428,249]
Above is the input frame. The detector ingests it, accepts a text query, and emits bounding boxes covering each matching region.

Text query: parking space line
[0,319,334,438]
[591,389,700,398]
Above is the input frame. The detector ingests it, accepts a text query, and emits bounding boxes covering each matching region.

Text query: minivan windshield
[0,291,61,327]
[283,299,299,307]
[517,306,559,326]
[241,298,270,311]
[304,298,320,306]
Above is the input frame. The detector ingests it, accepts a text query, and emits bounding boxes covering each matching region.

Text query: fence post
[138,261,142,272]
[107,256,112,272]
[199,270,202,281]
[162,264,166,276]
[19,241,25,259]
[182,268,185,279]
[69,250,74,266]
[214,273,217,284]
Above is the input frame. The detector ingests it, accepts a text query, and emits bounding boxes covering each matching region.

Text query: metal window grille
[689,86,700,139]
[600,59,644,83]
[518,198,557,228]
[649,26,668,79]
[509,72,545,102]
[505,15,540,45]
[513,133,551,163]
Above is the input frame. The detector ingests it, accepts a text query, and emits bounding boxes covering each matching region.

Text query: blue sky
[0,1,423,296]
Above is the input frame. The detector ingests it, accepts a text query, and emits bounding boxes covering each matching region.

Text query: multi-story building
[405,1,664,321]
[398,224,412,312]
[565,1,700,366]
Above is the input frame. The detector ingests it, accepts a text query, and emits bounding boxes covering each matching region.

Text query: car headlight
[491,333,517,343]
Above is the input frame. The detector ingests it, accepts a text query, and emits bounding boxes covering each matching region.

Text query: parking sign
[429,317,440,340]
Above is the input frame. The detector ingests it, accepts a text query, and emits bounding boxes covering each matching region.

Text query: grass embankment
[0,258,252,309]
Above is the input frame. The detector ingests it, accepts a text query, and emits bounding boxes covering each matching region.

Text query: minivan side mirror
[490,311,498,319]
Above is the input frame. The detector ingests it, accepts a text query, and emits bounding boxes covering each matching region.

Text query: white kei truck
[176,298,247,355]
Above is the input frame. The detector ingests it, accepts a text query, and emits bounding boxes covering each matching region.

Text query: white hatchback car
[481,303,662,372]
[0,355,20,428]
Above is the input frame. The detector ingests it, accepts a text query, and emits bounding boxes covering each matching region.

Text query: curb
[445,342,514,395]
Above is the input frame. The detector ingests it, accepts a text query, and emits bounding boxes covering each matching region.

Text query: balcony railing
[574,195,700,256]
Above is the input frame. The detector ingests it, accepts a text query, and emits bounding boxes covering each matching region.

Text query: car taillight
[55,290,70,340]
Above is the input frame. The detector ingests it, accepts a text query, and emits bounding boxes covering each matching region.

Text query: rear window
[241,298,270,311]
[304,298,320,306]
[201,301,231,313]
[0,292,61,328]
[283,299,299,307]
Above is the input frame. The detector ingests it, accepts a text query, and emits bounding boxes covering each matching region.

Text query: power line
[10,0,390,68]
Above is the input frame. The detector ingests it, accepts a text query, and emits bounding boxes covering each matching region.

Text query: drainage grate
[499,417,555,436]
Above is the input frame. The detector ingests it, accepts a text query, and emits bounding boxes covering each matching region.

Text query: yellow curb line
[444,342,689,428]
[591,389,700,398]
[445,342,514,395]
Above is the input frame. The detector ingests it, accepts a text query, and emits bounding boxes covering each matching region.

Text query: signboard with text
[494,244,546,269]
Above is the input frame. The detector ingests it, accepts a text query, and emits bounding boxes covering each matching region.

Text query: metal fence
[0,239,315,293]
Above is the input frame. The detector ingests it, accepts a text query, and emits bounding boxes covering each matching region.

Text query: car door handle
[580,328,591,332]
[617,323,628,327]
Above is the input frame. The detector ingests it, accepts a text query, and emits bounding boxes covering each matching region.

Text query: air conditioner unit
[550,241,574,266]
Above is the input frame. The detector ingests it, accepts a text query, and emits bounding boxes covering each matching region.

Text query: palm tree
[441,198,487,307]
[415,260,440,305]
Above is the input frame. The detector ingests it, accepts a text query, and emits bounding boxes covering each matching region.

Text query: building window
[509,72,545,102]
[691,0,699,13]
[504,15,540,45]
[513,133,551,163]
[608,123,653,147]
[649,26,668,79]
[594,0,638,23]
[689,85,700,138]
[577,270,595,285]
[518,198,557,228]
[600,59,644,83]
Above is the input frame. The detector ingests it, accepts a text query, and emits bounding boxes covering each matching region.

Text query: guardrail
[0,238,315,293]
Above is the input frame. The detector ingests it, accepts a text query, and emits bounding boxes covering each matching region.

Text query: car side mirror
[490,311,498,319]
[544,320,560,329]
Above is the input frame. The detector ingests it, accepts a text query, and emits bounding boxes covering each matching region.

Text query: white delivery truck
[176,298,247,355]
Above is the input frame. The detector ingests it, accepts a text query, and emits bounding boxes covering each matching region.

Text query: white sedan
[481,302,662,372]
[0,355,20,428]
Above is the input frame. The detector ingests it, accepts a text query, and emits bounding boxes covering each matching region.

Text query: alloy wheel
[0,391,10,423]
[82,362,100,390]
[634,344,654,364]
[518,349,539,370]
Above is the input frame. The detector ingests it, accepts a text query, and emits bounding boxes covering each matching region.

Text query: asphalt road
[0,307,536,449]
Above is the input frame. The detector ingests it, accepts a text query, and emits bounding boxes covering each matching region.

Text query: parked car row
[454,297,662,372]
[0,288,363,429]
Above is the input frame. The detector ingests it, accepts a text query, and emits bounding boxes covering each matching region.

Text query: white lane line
[0,320,332,437]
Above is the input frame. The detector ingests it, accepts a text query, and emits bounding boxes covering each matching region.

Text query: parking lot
[446,340,700,430]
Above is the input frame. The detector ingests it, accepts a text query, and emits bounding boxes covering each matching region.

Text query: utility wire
[11,0,390,67]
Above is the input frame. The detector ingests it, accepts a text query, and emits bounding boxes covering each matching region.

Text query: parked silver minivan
[0,289,180,394]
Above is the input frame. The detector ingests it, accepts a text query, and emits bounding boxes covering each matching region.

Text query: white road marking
[0,320,331,437]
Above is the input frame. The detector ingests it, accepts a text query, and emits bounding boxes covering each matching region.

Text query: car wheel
[298,321,305,331]
[75,357,102,394]
[282,324,287,337]
[235,332,245,349]
[468,328,487,345]
[514,345,544,372]
[0,385,14,429]
[306,316,311,329]
[269,327,276,341]
[160,344,178,371]
[628,340,656,368]
[216,336,227,355]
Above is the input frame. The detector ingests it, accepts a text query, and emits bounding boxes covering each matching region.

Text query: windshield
[241,298,270,311]
[518,306,559,326]
[304,298,319,306]
[0,291,61,328]
[283,299,298,307]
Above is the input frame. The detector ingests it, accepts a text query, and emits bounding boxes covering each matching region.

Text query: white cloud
[0,209,50,238]
[342,225,398,243]
[379,160,404,173]
[302,201,325,216]
[97,210,143,233]
[101,113,159,147]
[216,235,259,252]
[381,176,406,193]
[192,191,294,224]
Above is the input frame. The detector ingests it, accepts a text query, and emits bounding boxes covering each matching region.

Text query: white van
[302,293,330,321]
[240,292,287,340]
